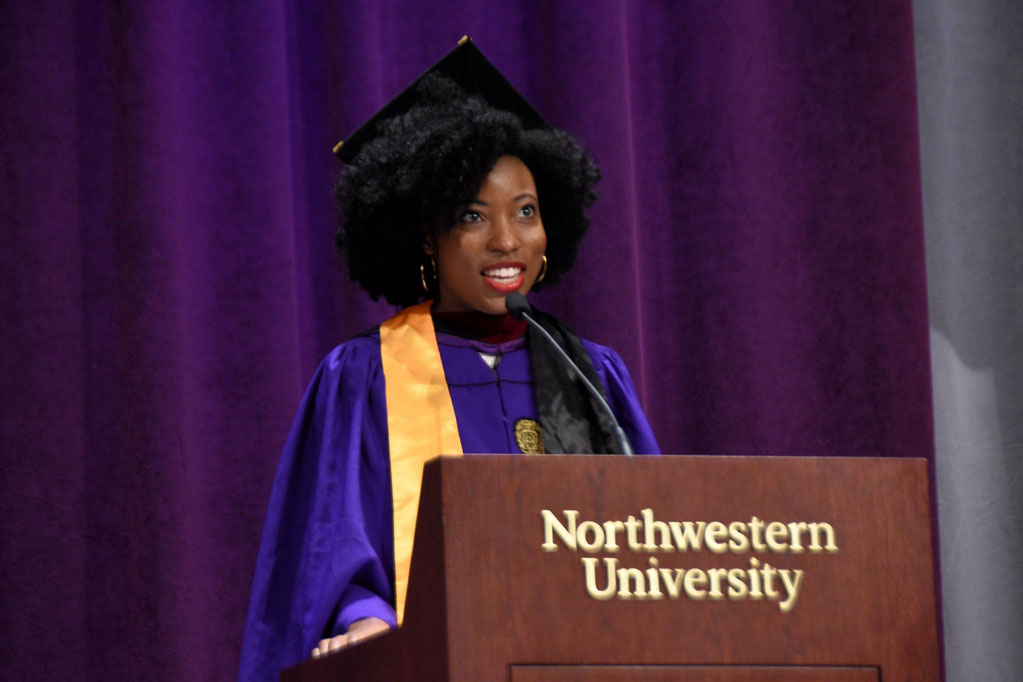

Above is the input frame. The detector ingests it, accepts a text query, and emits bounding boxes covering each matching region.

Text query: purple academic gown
[238,331,659,682]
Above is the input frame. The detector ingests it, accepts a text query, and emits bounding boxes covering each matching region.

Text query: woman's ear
[422,232,435,256]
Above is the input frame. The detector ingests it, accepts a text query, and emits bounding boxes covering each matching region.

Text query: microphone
[503,292,533,321]
[506,293,634,456]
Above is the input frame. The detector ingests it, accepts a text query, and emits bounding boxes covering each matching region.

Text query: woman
[238,40,659,682]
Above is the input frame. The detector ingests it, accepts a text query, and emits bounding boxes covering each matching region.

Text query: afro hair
[334,74,601,307]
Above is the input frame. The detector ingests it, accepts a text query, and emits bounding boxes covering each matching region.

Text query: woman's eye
[459,210,483,223]
[519,205,536,218]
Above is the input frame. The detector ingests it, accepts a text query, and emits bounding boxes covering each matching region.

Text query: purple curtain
[1,1,932,680]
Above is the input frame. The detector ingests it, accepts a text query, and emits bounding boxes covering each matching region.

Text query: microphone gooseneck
[504,293,635,456]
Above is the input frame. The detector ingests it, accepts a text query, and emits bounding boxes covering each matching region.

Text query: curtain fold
[914,1,1023,680]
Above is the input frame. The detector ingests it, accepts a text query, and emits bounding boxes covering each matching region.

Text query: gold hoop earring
[420,258,436,294]
[536,255,548,283]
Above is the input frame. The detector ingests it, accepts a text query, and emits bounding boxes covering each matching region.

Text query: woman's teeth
[483,267,523,282]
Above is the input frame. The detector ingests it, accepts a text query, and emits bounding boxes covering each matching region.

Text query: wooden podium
[282,455,940,681]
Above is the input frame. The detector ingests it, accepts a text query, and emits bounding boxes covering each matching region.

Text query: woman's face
[427,155,547,315]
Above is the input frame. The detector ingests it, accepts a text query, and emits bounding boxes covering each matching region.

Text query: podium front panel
[510,664,880,682]
[432,456,938,681]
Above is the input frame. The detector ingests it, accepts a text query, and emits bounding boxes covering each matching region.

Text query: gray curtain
[914,1,1023,680]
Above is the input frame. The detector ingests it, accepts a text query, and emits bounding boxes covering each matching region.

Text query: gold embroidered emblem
[514,418,545,455]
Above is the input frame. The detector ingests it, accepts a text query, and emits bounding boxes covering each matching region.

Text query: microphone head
[505,292,531,320]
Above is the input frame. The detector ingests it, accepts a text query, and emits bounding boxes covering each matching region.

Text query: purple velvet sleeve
[583,341,662,455]
[237,337,396,682]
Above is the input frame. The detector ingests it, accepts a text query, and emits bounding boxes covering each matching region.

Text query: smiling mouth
[483,265,523,282]
[481,265,525,291]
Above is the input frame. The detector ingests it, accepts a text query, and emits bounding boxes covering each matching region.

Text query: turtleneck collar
[431,309,527,344]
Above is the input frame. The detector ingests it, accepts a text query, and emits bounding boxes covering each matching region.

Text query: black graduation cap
[333,36,549,163]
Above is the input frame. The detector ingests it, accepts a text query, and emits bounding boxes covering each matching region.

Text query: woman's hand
[311,617,392,658]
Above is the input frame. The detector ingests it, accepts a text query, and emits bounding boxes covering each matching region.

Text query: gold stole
[379,301,463,624]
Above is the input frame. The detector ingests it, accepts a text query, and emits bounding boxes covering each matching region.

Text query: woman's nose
[487,217,520,253]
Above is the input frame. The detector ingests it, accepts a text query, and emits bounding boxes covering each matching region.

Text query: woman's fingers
[311,634,347,658]
[347,617,391,644]
[309,618,391,658]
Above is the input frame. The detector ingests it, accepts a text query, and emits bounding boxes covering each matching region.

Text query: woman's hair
[334,74,601,307]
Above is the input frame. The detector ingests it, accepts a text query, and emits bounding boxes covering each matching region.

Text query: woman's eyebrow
[515,193,539,202]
